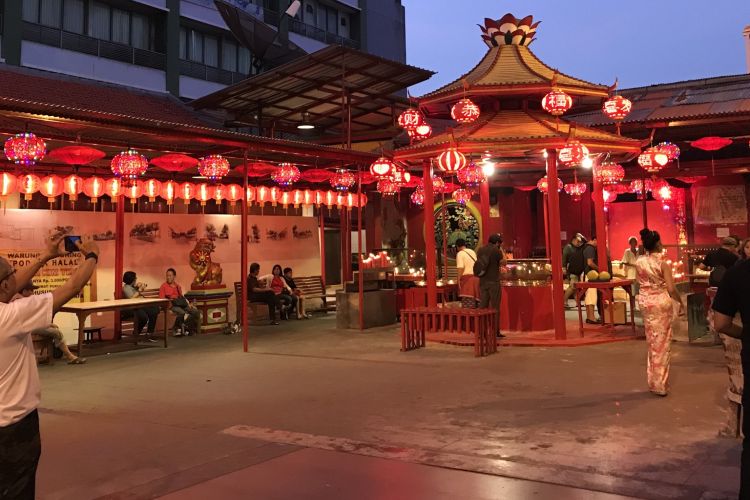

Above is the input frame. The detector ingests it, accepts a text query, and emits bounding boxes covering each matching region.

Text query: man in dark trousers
[712,260,750,499]
[477,233,506,338]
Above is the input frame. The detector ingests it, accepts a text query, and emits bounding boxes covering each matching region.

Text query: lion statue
[189,238,223,286]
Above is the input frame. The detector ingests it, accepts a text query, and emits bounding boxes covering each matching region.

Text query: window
[179,27,188,59]
[341,17,346,27]
[326,7,337,34]
[188,30,203,63]
[204,35,219,67]
[111,8,130,44]
[238,46,251,74]
[221,38,237,72]
[88,1,110,40]
[131,13,149,49]
[22,1,40,23]
[62,0,84,34]
[39,0,62,28]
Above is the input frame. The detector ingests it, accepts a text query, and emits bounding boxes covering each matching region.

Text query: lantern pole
[114,189,125,340]
[546,150,567,340]
[479,179,491,242]
[241,150,249,352]
[357,166,364,330]
[423,160,438,308]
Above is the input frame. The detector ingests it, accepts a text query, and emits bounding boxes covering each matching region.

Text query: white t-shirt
[0,292,54,427]
[456,248,478,276]
[622,248,638,279]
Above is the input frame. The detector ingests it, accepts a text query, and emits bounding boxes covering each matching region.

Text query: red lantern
[211,184,226,203]
[690,136,732,151]
[452,188,472,205]
[602,187,618,204]
[225,184,243,205]
[436,148,467,173]
[104,178,123,200]
[0,173,17,199]
[269,186,282,206]
[537,175,563,194]
[124,181,143,204]
[377,179,399,196]
[195,183,212,206]
[652,183,673,203]
[302,189,314,206]
[594,162,624,185]
[456,162,485,187]
[5,133,46,166]
[256,186,269,206]
[558,140,589,167]
[292,190,304,208]
[142,178,162,202]
[564,182,587,202]
[638,147,670,174]
[178,182,195,204]
[542,90,572,116]
[17,174,40,201]
[443,181,459,194]
[450,98,480,124]
[48,146,105,166]
[198,154,230,181]
[630,179,654,195]
[246,186,256,205]
[236,162,276,178]
[656,141,680,161]
[160,180,178,205]
[417,175,446,194]
[410,189,425,206]
[300,169,332,184]
[111,149,148,180]
[369,157,395,178]
[313,190,325,207]
[397,108,424,131]
[516,186,537,192]
[63,174,84,201]
[324,190,336,209]
[330,169,356,192]
[602,95,632,121]
[408,124,433,141]
[150,154,198,172]
[389,166,411,186]
[271,162,300,187]
[39,175,63,203]
[279,191,292,208]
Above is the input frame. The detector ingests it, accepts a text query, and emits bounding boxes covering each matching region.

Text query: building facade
[0,0,405,99]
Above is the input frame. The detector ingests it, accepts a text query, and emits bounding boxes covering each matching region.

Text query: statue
[189,238,223,287]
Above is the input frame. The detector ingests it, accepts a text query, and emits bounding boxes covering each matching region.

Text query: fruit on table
[586,270,600,281]
[598,271,611,281]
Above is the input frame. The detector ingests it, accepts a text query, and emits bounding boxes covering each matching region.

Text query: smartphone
[64,235,82,253]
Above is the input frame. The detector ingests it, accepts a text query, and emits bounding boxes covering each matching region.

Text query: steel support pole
[340,208,348,284]
[423,161,438,308]
[241,151,249,352]
[441,189,448,279]
[357,167,364,330]
[319,208,326,288]
[546,151,567,340]
[479,180,491,242]
[114,192,125,338]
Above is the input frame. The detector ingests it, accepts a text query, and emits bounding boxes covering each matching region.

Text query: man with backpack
[700,237,739,287]
[562,234,586,308]
[474,233,506,338]
[455,239,480,308]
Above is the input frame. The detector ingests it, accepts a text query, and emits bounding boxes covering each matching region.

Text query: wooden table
[574,280,635,336]
[59,298,171,354]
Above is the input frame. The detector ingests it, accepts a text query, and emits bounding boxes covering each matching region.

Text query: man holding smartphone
[0,235,99,499]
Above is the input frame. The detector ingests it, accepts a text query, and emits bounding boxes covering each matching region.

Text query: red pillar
[114,192,125,338]
[319,208,326,288]
[440,190,448,279]
[479,181,491,242]
[640,167,649,229]
[592,163,609,278]
[357,168,364,330]
[423,161,438,308]
[542,194,550,258]
[340,208,347,284]
[241,152,249,352]
[546,151,567,340]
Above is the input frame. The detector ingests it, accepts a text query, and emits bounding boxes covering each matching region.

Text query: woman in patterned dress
[636,229,685,396]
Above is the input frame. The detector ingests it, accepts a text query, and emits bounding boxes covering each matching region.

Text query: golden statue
[189,238,223,287]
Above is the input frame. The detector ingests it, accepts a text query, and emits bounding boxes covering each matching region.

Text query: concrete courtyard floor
[36,315,739,500]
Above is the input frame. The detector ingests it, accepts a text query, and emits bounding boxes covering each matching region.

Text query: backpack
[473,249,489,277]
[709,265,727,287]
[567,246,586,276]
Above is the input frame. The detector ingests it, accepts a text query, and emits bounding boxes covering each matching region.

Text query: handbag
[171,297,189,308]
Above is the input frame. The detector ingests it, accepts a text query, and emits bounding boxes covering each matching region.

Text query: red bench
[400,307,498,357]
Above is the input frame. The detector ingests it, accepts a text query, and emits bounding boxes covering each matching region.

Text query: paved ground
[35,315,739,500]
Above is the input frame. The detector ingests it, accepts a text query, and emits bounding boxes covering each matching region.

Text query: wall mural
[205,223,229,241]
[434,202,480,251]
[292,225,313,239]
[170,227,197,241]
[130,222,160,242]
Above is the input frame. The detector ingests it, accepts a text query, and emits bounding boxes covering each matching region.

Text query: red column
[340,208,347,284]
[542,194,550,258]
[114,192,125,338]
[640,167,649,229]
[479,181,491,242]
[241,152,249,352]
[441,190,448,279]
[357,168,364,330]
[319,208,326,288]
[546,151,567,340]
[592,163,609,278]
[423,161,437,308]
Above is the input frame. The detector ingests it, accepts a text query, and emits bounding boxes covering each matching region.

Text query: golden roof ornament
[479,14,540,47]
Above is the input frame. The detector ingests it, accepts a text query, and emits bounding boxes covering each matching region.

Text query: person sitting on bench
[122,271,159,342]
[247,263,281,326]
[159,268,200,336]
[283,267,311,319]
[259,264,296,320]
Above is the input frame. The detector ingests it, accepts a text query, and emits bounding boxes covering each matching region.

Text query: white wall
[179,75,227,99]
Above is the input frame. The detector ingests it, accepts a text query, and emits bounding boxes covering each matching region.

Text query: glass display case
[501,259,552,286]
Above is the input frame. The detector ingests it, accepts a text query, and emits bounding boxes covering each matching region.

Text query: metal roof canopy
[191,45,435,140]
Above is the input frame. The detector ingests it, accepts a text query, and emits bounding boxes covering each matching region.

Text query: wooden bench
[234,281,271,323]
[293,276,336,312]
[119,289,170,336]
[401,307,498,357]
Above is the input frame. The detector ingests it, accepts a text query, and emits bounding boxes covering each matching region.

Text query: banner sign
[692,185,747,225]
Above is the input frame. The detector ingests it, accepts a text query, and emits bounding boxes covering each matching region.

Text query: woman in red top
[261,265,296,320]
[159,268,201,336]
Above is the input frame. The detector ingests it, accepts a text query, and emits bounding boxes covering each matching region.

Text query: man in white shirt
[621,236,639,296]
[455,238,480,307]
[0,235,99,499]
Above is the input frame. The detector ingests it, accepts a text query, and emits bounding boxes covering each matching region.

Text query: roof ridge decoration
[479,14,540,47]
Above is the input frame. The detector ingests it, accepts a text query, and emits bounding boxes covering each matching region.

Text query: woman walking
[636,229,684,396]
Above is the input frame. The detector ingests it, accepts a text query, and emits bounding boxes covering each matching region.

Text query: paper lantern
[436,148,467,173]
[564,182,587,202]
[48,145,105,165]
[377,179,399,196]
[271,162,300,187]
[195,183,212,206]
[594,162,624,185]
[410,189,425,206]
[150,153,198,172]
[198,154,230,181]
[314,190,325,207]
[690,136,732,151]
[236,162,276,178]
[408,124,432,141]
[300,169,332,184]
[537,175,563,194]
[39,175,63,203]
[656,141,680,161]
[330,169,356,192]
[160,180,178,205]
[456,162,485,187]
[256,186,269,206]
[302,189,314,206]
[630,179,654,195]
[450,98,480,124]
[397,108,424,131]
[124,181,143,204]
[292,189,304,208]
[111,149,148,180]
[638,147,670,174]
[104,178,123,200]
[245,186,255,205]
[602,187,618,204]
[269,186,282,206]
[602,95,632,121]
[369,157,395,178]
[212,184,226,203]
[5,132,46,166]
[224,184,243,205]
[0,172,17,199]
[442,181,459,194]
[335,193,346,209]
[178,182,196,204]
[558,140,589,167]
[142,178,162,202]
[279,191,292,208]
[452,188,472,205]
[516,186,537,192]
[389,166,411,186]
[358,193,368,207]
[418,175,446,194]
[542,90,572,116]
[17,174,39,201]
[324,190,336,208]
[63,174,84,201]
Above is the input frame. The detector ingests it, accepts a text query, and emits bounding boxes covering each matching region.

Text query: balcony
[22,22,166,70]
[289,18,360,49]
[179,59,249,85]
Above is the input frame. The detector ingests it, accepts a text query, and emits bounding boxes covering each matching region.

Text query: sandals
[68,357,87,365]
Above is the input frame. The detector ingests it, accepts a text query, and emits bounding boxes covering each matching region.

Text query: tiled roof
[0,65,211,127]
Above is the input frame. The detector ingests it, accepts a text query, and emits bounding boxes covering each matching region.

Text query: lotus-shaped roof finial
[479,13,540,47]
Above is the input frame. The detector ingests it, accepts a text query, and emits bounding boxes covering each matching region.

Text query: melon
[586,270,599,281]
[598,271,611,282]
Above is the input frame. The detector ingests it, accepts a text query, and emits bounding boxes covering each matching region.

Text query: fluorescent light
[481,161,495,177]
[192,175,208,180]
[297,123,315,130]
